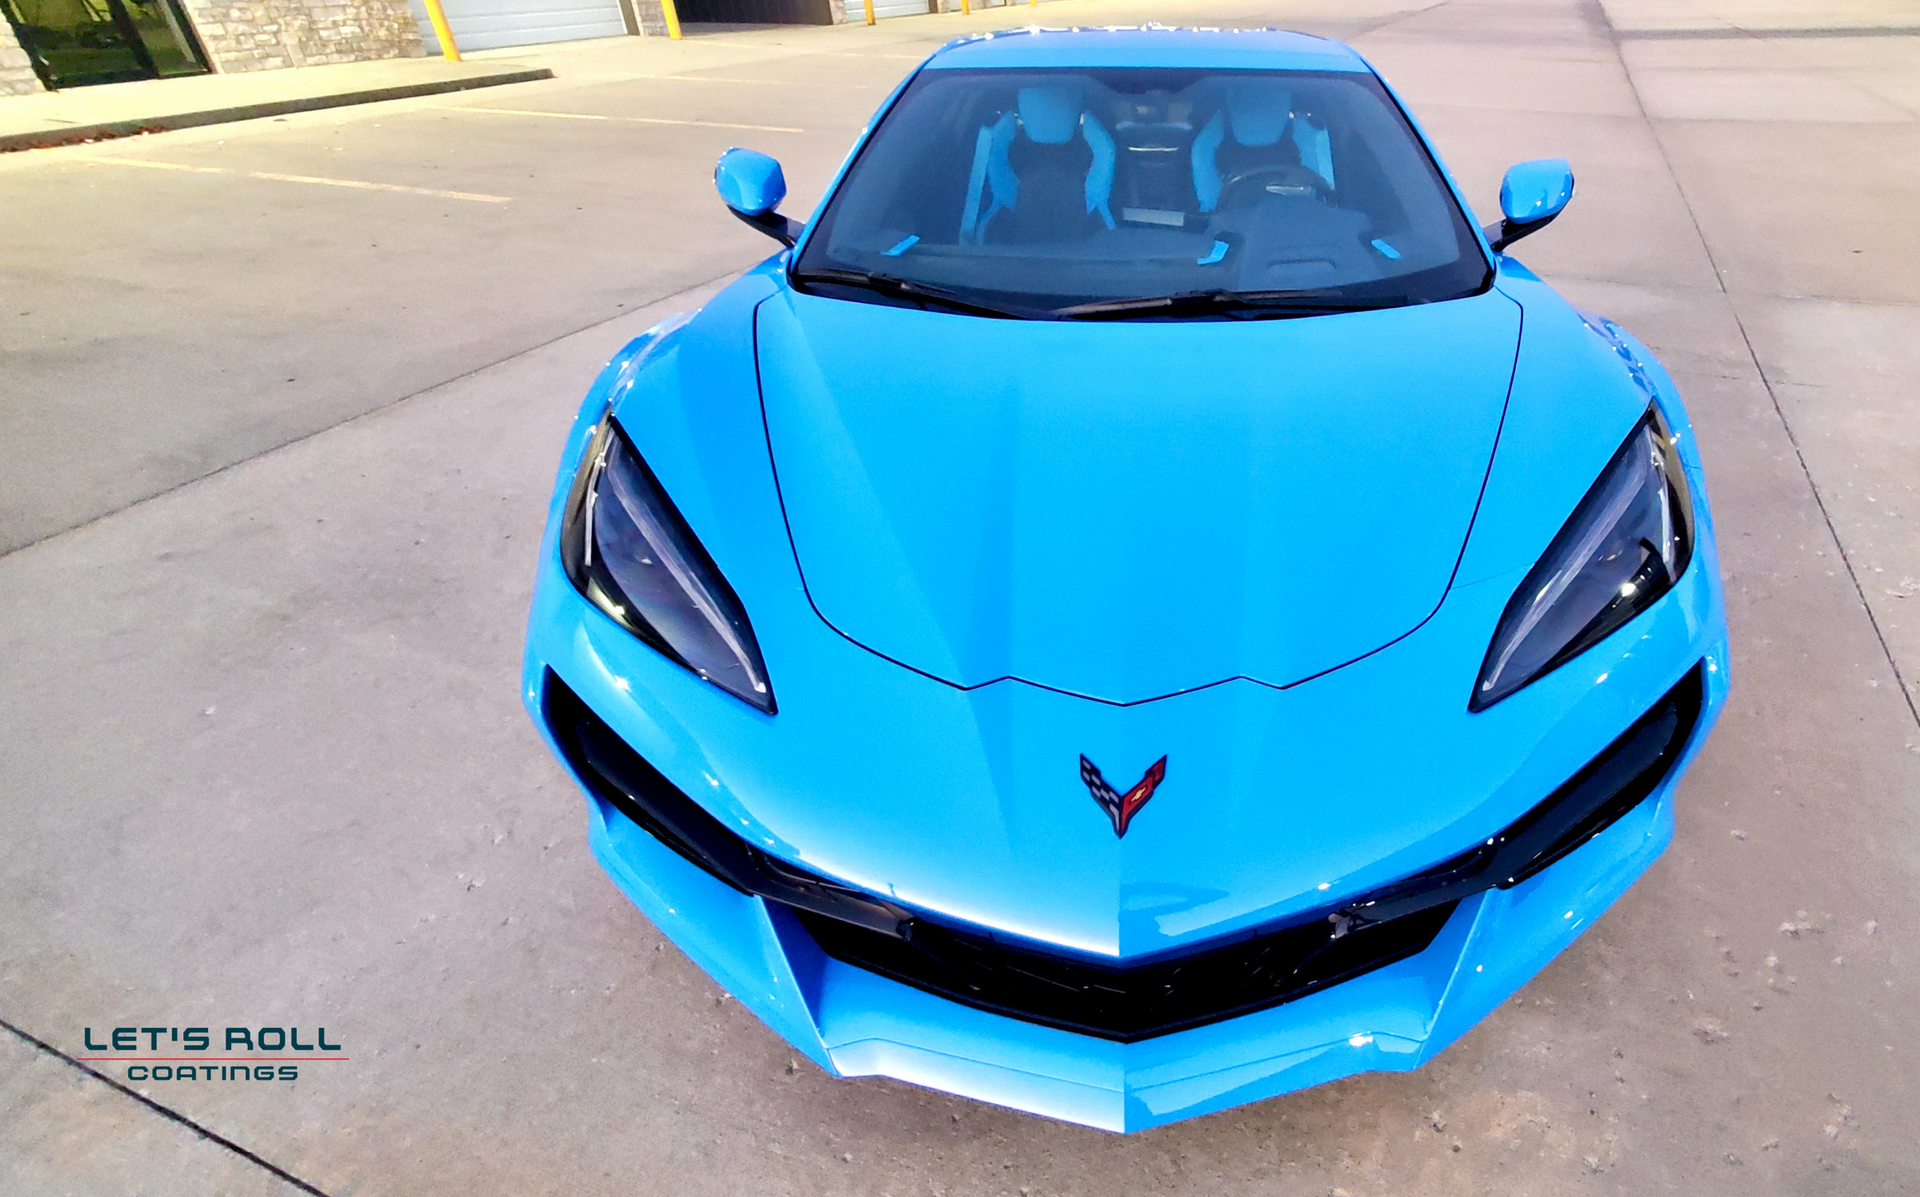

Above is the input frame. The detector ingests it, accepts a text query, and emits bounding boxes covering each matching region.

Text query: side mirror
[1484,158,1574,253]
[715,148,800,248]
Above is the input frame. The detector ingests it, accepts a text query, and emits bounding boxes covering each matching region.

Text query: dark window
[796,66,1489,317]
[3,0,207,89]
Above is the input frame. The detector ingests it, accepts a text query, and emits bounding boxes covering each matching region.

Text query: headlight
[1472,405,1694,710]
[561,418,775,713]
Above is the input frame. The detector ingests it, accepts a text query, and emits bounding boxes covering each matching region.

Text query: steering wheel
[1217,164,1329,208]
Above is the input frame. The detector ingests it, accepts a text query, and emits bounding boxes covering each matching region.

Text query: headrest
[1225,83,1292,147]
[1017,86,1080,145]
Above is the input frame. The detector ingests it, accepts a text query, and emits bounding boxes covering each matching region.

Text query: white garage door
[869,0,928,15]
[409,0,628,52]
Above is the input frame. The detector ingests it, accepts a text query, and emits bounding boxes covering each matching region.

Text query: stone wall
[0,14,43,94]
[181,0,425,72]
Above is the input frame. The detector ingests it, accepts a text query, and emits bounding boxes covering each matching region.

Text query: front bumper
[523,553,1729,1132]
[586,768,1675,1131]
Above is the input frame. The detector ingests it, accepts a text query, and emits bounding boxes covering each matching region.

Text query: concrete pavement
[2,0,1918,1193]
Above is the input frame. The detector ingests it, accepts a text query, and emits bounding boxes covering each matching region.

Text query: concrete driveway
[3,0,1917,1192]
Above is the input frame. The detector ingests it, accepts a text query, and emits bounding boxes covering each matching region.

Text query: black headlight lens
[1472,405,1694,711]
[561,418,774,713]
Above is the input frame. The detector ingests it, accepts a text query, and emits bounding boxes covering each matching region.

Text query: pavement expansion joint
[1599,0,1920,734]
[0,1015,336,1197]
[1727,308,1920,731]
[1618,24,1920,40]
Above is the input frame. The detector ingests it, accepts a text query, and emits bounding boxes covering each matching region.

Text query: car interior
[806,67,1486,307]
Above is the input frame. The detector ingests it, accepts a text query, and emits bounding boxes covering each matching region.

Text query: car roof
[924,26,1371,74]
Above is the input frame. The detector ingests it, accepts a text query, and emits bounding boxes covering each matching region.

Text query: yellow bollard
[863,0,874,22]
[661,0,683,39]
[960,0,969,13]
[422,0,460,61]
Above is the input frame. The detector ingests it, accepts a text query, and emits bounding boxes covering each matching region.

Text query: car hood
[755,286,1522,703]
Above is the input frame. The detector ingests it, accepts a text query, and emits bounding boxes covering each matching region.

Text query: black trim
[1483,210,1562,253]
[1338,663,1703,935]
[730,206,800,248]
[541,662,1703,1041]
[544,673,904,936]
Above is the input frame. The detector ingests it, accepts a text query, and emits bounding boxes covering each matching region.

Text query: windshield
[794,66,1490,318]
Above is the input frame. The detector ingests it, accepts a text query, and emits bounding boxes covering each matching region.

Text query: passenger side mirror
[715,148,800,248]
[1484,158,1574,253]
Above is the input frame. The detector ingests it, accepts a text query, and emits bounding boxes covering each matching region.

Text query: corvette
[521,26,1727,1131]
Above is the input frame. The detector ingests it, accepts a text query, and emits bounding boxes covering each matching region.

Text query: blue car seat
[1192,82,1336,213]
[961,85,1116,244]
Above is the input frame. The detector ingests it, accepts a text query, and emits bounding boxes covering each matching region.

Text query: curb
[0,68,556,154]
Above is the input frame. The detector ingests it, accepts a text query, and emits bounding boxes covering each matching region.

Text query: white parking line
[664,75,802,85]
[440,106,804,134]
[246,171,511,202]
[77,158,226,174]
[72,156,511,202]
[660,74,875,89]
[819,50,934,59]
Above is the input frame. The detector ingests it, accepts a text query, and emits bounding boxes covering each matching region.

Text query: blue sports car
[522,26,1727,1131]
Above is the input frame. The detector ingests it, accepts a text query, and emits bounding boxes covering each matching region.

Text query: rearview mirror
[715,148,800,248]
[1484,158,1574,253]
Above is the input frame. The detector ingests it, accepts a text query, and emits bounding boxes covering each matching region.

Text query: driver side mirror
[715,148,800,248]
[1484,158,1574,253]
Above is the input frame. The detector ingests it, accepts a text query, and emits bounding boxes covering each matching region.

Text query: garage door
[869,0,929,15]
[409,0,627,51]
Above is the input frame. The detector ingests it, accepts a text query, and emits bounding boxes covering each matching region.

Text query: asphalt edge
[0,68,556,154]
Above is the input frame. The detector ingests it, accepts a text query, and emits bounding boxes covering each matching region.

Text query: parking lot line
[76,158,227,175]
[245,171,512,202]
[660,74,873,89]
[440,106,804,133]
[73,156,511,202]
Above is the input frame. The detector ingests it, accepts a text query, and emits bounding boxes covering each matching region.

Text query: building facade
[1,0,430,92]
[185,0,425,73]
[2,0,953,96]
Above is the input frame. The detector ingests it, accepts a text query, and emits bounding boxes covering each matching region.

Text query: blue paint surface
[521,29,1729,1132]
[1500,157,1575,225]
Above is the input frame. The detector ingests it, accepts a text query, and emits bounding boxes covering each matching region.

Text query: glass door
[2,0,207,89]
[125,0,207,76]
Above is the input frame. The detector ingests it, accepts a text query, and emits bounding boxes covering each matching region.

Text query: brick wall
[181,0,425,72]
[0,14,43,94]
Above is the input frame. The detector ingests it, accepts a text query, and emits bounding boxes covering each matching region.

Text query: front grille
[542,663,1703,1043]
[799,898,1456,1042]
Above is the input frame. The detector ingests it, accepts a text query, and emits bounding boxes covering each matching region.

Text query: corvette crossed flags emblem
[1079,754,1168,838]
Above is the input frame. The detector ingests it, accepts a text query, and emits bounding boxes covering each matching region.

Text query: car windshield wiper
[1051,289,1399,320]
[789,268,1037,320]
